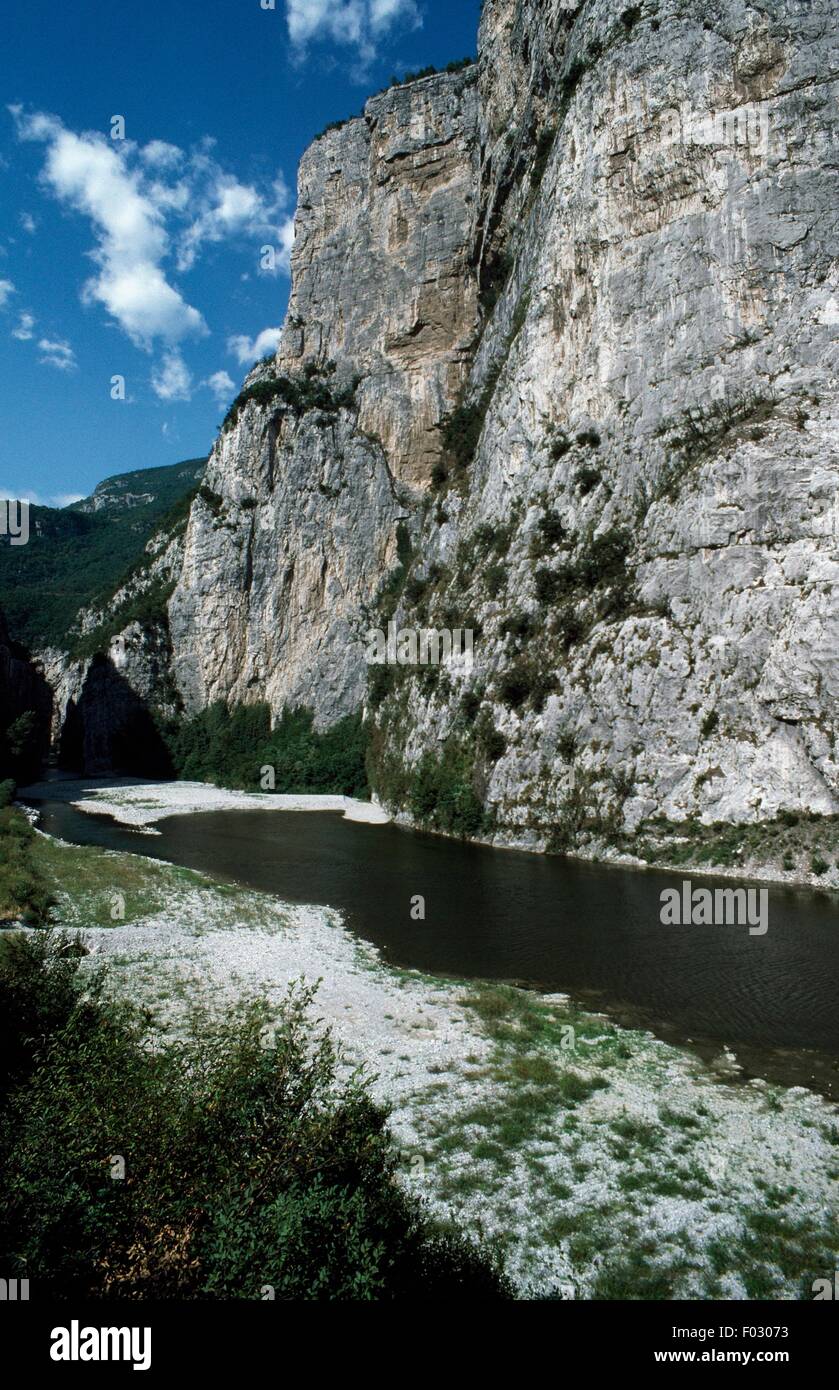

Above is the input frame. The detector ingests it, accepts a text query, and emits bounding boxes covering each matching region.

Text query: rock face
[167,66,481,725]
[366,0,839,841]
[35,0,839,837]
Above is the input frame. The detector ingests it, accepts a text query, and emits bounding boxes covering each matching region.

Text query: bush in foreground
[0,933,510,1300]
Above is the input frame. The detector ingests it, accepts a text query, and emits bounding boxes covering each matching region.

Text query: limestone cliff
[166,65,481,725]
[38,0,839,843]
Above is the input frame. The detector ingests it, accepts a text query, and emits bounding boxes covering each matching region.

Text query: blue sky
[0,0,481,504]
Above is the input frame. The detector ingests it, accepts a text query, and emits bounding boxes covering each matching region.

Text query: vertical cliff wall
[368,0,839,839]
[35,0,839,841]
[167,66,481,725]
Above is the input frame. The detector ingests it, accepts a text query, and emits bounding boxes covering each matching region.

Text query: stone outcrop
[167,65,481,725]
[28,0,839,839]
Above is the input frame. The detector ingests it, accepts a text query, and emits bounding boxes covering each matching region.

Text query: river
[28,790,839,1098]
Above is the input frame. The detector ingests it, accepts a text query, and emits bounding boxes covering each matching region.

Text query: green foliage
[162,703,370,799]
[700,709,719,739]
[532,511,565,556]
[382,58,474,94]
[0,934,510,1299]
[479,251,514,315]
[534,567,575,605]
[0,710,44,785]
[576,528,632,588]
[437,368,504,488]
[574,465,602,496]
[222,362,357,433]
[559,56,589,114]
[374,520,414,625]
[315,117,354,139]
[498,658,555,713]
[0,459,204,651]
[484,562,508,599]
[500,611,536,642]
[0,806,54,927]
[410,742,487,838]
[70,578,177,661]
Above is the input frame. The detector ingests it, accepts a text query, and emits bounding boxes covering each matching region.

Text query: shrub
[161,703,369,798]
[461,690,482,721]
[0,935,510,1300]
[549,433,571,460]
[498,659,555,713]
[484,562,507,599]
[500,612,536,642]
[0,806,54,927]
[574,466,602,496]
[700,709,719,739]
[534,566,575,605]
[409,743,486,838]
[222,363,357,433]
[530,127,557,193]
[576,528,632,588]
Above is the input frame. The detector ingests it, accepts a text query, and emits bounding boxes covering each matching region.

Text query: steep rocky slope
[30,0,839,846]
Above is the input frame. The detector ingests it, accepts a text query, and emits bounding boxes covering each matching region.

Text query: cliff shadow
[58,654,174,778]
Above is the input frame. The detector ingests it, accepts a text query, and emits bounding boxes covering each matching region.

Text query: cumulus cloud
[38,337,76,371]
[151,349,192,401]
[178,177,263,272]
[140,140,183,170]
[205,369,235,404]
[19,211,37,233]
[11,311,35,340]
[227,326,282,365]
[286,0,420,60]
[9,107,295,359]
[0,278,15,307]
[11,106,205,348]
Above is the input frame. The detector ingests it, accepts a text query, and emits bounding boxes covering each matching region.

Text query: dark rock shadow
[57,654,174,778]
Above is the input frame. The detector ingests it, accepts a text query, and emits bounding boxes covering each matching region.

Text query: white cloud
[286,0,419,58]
[19,211,37,233]
[176,168,293,272]
[10,106,296,365]
[11,107,206,349]
[205,369,235,404]
[227,326,282,365]
[177,177,264,272]
[11,311,35,340]
[38,337,76,370]
[140,140,183,170]
[0,278,15,307]
[151,349,192,401]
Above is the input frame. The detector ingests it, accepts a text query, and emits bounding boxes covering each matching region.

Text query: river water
[28,792,839,1098]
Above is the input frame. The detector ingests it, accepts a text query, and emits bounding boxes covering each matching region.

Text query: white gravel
[21,776,391,830]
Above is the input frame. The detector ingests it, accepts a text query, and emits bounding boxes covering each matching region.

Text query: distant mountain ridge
[0,458,206,652]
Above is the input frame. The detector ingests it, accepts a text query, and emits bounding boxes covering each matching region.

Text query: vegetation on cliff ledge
[221,361,358,433]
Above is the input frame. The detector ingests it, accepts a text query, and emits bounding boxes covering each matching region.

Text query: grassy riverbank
[12,820,839,1300]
